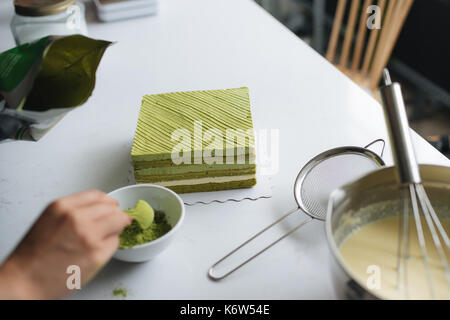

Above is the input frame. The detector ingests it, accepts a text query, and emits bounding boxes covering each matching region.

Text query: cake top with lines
[131,87,256,163]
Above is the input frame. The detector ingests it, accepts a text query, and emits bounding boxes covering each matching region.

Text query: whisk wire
[396,188,410,298]
[409,184,435,299]
[416,185,450,285]
[418,184,450,249]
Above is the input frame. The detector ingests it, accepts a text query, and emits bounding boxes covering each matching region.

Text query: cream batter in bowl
[325,165,450,300]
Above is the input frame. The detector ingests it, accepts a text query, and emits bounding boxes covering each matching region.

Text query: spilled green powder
[119,209,172,249]
[112,288,127,298]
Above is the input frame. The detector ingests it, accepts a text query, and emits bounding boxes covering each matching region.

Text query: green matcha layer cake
[131,87,257,193]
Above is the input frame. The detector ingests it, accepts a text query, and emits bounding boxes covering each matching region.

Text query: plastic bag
[0,34,112,141]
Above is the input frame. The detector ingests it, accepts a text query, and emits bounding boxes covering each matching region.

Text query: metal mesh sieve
[208,141,385,281]
[295,149,385,221]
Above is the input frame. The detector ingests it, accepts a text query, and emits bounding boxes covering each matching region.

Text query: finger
[86,236,120,282]
[92,206,133,238]
[58,190,118,209]
[75,202,122,220]
[96,235,121,266]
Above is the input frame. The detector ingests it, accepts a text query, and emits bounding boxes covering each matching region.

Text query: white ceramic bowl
[108,184,185,262]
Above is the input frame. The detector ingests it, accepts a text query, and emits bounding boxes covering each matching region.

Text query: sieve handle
[378,69,421,184]
[364,138,385,158]
[208,208,312,281]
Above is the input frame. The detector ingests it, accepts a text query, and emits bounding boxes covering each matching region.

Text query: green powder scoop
[124,200,154,229]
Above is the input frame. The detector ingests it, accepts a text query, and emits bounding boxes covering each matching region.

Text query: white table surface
[0,0,448,300]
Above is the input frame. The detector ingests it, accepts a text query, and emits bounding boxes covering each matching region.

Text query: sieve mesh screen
[299,153,381,220]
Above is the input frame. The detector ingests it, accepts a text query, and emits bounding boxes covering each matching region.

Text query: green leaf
[24,35,112,111]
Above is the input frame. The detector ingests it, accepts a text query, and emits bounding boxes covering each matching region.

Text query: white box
[93,0,159,22]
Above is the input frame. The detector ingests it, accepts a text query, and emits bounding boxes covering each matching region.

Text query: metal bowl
[325,164,450,299]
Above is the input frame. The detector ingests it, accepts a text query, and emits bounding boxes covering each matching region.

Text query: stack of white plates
[93,0,158,22]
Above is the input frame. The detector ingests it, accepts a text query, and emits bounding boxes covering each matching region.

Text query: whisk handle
[379,69,421,184]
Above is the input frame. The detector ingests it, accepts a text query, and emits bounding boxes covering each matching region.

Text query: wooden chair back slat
[326,0,347,62]
[326,0,413,92]
[351,0,372,73]
[339,0,360,69]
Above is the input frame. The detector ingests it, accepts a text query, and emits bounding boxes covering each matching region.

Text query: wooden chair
[325,0,414,94]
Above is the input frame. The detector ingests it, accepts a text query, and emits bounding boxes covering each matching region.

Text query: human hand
[0,190,132,299]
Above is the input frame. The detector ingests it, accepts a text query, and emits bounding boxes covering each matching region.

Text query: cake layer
[143,174,256,186]
[168,179,257,193]
[132,152,256,169]
[131,87,255,163]
[135,177,257,193]
[134,167,256,183]
[134,163,256,176]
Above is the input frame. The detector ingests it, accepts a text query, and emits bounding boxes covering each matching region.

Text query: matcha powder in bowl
[120,203,172,249]
[110,184,185,262]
